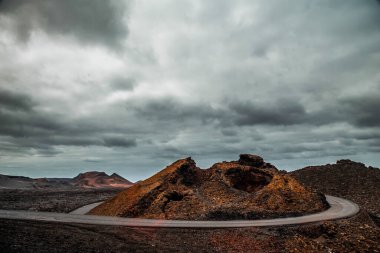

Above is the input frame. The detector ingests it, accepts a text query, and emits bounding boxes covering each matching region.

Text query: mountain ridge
[0,171,133,189]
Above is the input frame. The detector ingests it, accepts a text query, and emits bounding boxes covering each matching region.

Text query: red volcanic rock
[89,155,328,220]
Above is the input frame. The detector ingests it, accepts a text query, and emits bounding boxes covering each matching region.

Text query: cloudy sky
[0,0,379,181]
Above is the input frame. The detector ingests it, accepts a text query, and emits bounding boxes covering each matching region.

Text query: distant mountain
[72,171,133,188]
[0,171,133,190]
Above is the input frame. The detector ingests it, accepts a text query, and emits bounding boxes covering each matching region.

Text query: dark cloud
[300,92,380,128]
[128,97,226,125]
[229,100,306,126]
[32,146,61,157]
[103,137,137,148]
[225,90,380,128]
[0,89,34,111]
[0,0,129,49]
[340,94,380,127]
[1,87,378,161]
[0,90,138,155]
[0,95,60,138]
[127,91,380,132]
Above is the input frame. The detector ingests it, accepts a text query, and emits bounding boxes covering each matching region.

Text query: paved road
[0,195,359,228]
[70,202,104,215]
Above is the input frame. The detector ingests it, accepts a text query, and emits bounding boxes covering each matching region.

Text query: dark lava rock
[336,159,365,167]
[291,159,380,220]
[239,154,264,167]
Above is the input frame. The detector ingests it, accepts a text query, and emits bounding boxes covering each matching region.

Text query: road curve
[0,195,359,228]
[70,202,104,215]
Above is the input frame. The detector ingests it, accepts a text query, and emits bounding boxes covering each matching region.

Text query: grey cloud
[340,94,380,127]
[0,106,60,138]
[353,130,380,141]
[220,129,238,137]
[303,92,380,128]
[83,157,103,163]
[111,77,136,91]
[0,88,34,111]
[37,136,101,147]
[32,146,61,157]
[0,0,129,49]
[229,100,306,126]
[128,97,226,125]
[225,89,380,128]
[0,90,139,155]
[103,137,137,148]
[128,92,380,132]
[1,0,380,178]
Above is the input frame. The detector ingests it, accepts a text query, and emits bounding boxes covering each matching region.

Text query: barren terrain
[0,158,379,252]
[0,188,122,213]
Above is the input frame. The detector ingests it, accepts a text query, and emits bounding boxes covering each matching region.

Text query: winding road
[0,195,359,228]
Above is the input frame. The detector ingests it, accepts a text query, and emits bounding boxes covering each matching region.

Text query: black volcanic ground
[291,159,380,225]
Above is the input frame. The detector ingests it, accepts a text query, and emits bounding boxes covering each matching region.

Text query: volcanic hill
[89,154,328,220]
[72,171,133,188]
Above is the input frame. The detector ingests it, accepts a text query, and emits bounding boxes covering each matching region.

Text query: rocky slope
[89,154,328,220]
[291,159,380,222]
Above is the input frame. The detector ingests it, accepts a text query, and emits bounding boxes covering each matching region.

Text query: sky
[0,0,379,182]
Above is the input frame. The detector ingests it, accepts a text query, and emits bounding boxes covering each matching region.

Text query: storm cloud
[0,0,379,181]
[0,0,129,49]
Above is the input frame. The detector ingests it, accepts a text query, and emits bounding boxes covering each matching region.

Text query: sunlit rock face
[89,154,328,220]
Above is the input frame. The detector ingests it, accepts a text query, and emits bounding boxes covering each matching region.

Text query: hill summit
[89,154,328,220]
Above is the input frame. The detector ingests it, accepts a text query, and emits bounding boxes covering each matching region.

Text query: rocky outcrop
[89,154,328,220]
